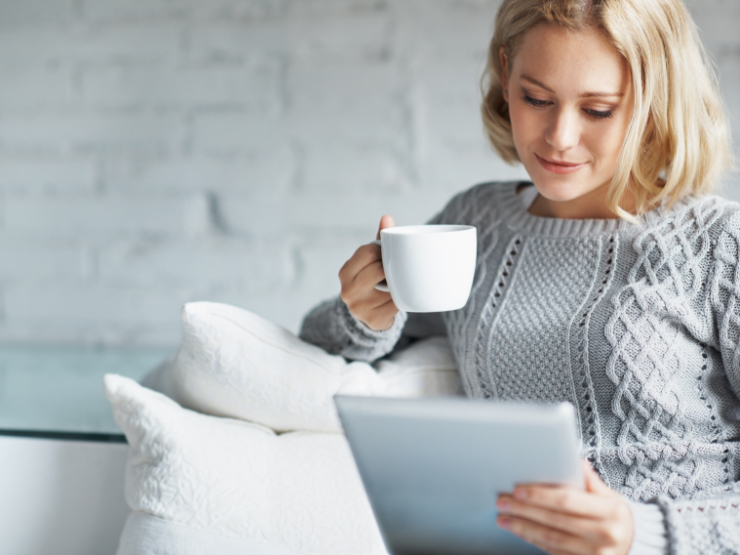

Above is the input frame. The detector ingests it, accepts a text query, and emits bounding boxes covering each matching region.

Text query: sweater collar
[501,181,649,238]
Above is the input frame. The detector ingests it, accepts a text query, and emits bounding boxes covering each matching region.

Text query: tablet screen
[335,395,583,555]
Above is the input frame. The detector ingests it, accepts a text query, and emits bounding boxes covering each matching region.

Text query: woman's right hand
[339,215,399,331]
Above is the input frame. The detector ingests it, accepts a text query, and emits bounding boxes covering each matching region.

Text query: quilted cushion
[105,374,388,555]
[144,301,462,432]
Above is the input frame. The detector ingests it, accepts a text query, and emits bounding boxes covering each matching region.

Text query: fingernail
[496,498,510,511]
[514,488,527,500]
[497,516,511,530]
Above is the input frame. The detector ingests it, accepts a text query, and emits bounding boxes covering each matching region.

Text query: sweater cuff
[627,500,668,555]
[336,299,407,361]
[338,298,406,336]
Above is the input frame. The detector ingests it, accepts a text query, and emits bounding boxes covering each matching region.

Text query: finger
[342,272,394,308]
[339,244,382,286]
[352,260,387,291]
[370,297,399,319]
[511,485,616,519]
[497,495,619,544]
[582,460,611,495]
[498,515,591,555]
[342,287,392,314]
[376,214,396,239]
[362,298,399,331]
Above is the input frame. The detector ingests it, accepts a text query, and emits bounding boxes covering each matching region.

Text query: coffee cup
[372,225,477,313]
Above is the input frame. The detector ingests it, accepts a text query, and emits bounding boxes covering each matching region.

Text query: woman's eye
[523,95,550,108]
[522,93,614,120]
[584,108,613,120]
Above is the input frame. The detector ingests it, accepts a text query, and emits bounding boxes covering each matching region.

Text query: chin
[530,174,588,203]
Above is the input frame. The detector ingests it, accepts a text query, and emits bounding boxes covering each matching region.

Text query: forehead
[511,24,630,95]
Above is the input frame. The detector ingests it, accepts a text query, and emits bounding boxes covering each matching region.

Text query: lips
[535,154,587,175]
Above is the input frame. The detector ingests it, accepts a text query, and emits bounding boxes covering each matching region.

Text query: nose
[545,107,580,151]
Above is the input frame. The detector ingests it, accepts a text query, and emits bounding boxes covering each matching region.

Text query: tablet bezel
[335,395,584,555]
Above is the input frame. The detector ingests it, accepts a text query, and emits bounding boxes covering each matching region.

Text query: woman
[300,0,736,553]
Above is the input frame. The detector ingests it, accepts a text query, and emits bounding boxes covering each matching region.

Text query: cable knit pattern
[299,181,740,555]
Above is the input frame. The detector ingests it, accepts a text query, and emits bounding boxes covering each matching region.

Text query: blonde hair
[481,0,733,218]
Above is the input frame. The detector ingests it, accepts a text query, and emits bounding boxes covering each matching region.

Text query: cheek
[508,103,539,152]
[586,123,627,168]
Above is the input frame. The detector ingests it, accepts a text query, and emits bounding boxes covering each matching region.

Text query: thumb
[376,214,396,240]
[583,459,611,495]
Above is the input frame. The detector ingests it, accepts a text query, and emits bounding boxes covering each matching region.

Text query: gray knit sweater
[300,181,740,555]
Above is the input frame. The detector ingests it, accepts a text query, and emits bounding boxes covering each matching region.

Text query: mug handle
[370,239,390,292]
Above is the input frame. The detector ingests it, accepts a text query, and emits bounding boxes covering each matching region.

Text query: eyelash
[522,95,614,120]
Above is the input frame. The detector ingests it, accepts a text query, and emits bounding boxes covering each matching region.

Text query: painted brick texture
[0,0,736,345]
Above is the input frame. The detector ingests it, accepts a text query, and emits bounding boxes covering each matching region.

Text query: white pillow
[104,374,388,555]
[153,301,462,433]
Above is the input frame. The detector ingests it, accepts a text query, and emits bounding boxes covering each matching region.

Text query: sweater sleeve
[646,210,740,553]
[654,483,740,554]
[296,196,444,362]
[298,296,448,362]
[626,501,668,555]
[297,181,494,361]
[711,211,740,405]
[298,296,408,362]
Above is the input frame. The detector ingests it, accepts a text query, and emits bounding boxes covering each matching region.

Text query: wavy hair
[481,0,733,218]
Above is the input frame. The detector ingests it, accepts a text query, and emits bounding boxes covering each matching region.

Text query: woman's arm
[651,484,740,554]
[609,212,740,554]
[299,295,448,363]
[299,214,407,362]
[298,295,409,362]
[299,183,483,361]
[299,212,447,362]
[625,216,740,552]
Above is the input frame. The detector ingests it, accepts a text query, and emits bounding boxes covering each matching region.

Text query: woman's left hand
[496,460,634,555]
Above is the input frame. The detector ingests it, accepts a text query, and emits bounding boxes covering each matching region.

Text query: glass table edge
[0,428,127,443]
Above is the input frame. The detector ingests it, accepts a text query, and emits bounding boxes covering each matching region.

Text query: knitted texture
[299,181,740,554]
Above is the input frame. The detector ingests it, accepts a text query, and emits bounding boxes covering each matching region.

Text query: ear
[499,47,510,102]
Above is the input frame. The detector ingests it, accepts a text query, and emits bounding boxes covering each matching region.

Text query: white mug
[372,225,477,313]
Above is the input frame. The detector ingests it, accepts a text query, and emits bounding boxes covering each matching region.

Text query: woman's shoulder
[434,180,527,226]
[643,193,740,238]
[710,195,740,233]
[688,194,740,237]
[698,195,740,260]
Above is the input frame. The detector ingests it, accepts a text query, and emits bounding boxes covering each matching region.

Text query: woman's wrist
[626,500,668,555]
[337,299,407,343]
[340,298,406,336]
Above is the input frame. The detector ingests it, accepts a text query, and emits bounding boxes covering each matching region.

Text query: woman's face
[501,24,634,219]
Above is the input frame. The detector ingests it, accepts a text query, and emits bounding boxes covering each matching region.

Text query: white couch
[106,302,463,555]
[0,435,128,555]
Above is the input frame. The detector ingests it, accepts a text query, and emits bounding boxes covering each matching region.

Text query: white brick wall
[0,0,736,346]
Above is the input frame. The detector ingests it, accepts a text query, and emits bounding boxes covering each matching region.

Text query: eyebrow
[521,75,624,98]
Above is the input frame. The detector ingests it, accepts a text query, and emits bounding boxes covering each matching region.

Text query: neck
[528,183,636,220]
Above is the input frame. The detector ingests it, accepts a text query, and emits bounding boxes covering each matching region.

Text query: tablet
[334,395,584,555]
